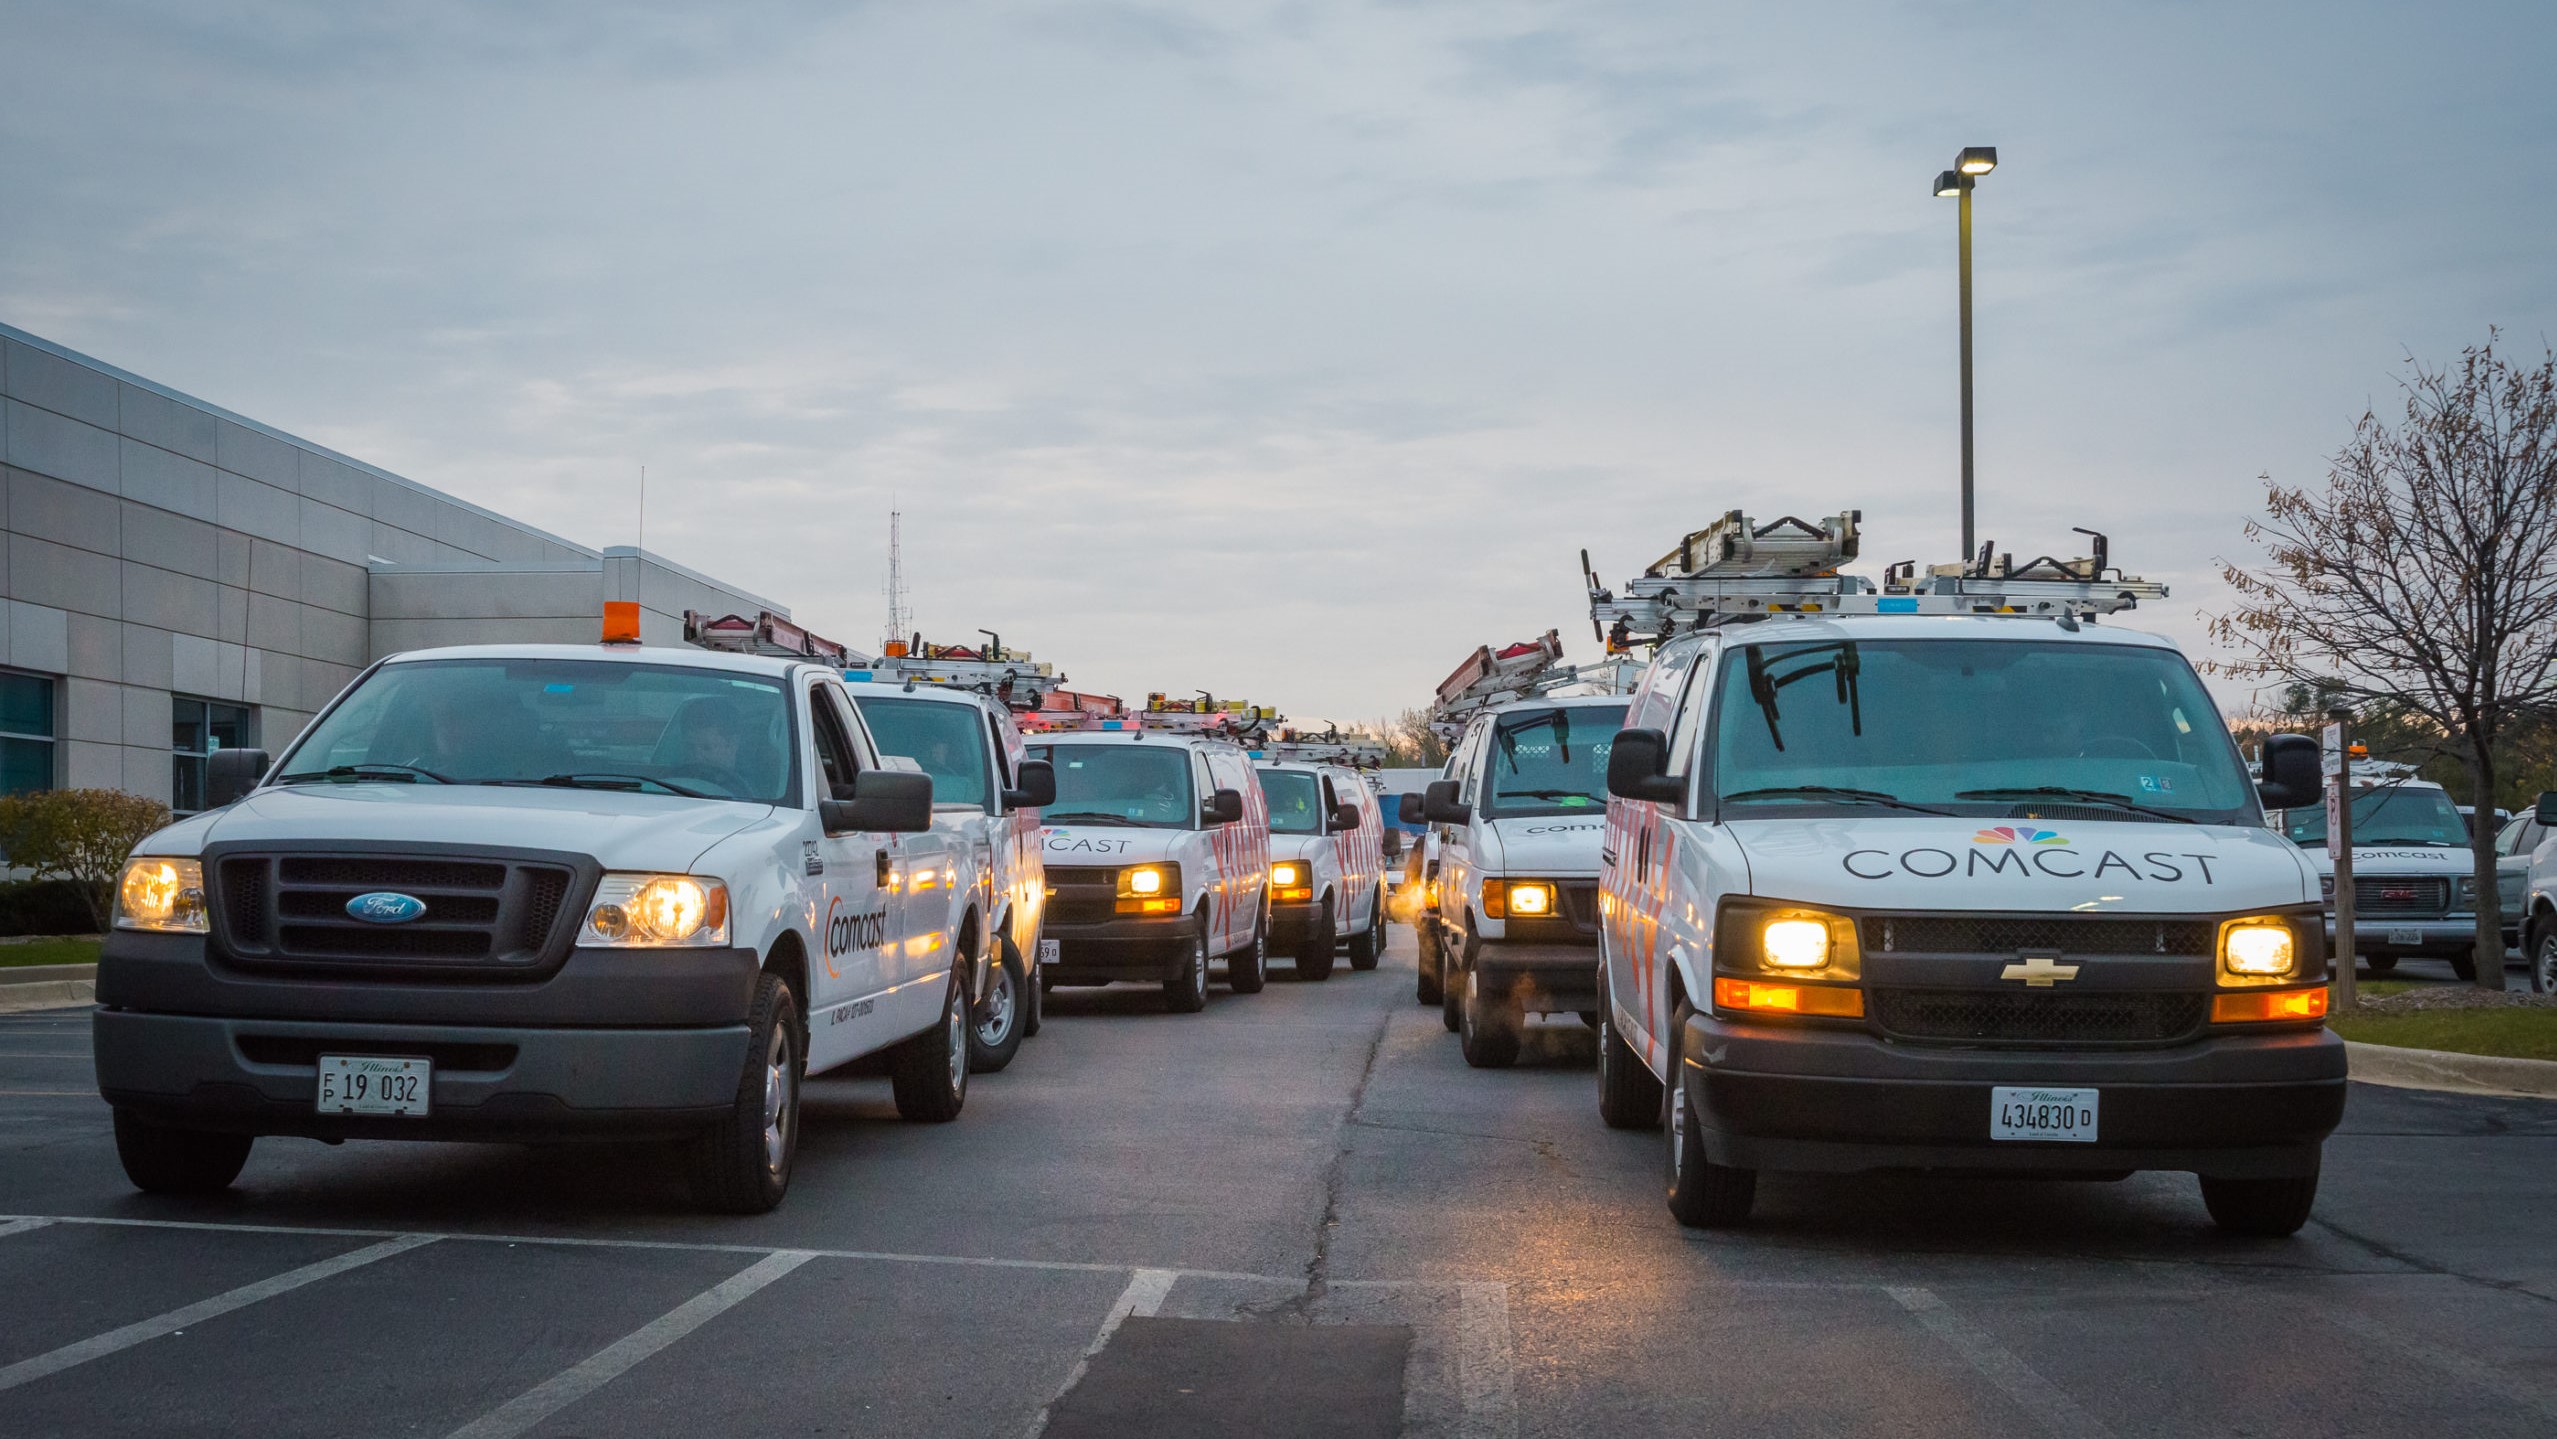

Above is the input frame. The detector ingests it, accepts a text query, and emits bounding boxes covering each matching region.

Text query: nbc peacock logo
[1972,826,2068,846]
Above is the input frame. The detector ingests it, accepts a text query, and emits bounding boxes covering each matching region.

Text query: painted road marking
[1887,1287,2112,1439]
[0,1234,437,1393]
[1453,1281,1517,1439]
[0,1217,55,1241]
[443,1249,817,1439]
[1025,1267,1179,1439]
[2316,1305,2557,1423]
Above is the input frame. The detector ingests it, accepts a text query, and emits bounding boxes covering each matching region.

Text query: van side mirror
[2255,733,2321,811]
[1606,729,1684,804]
[1329,803,1362,832]
[1422,779,1469,825]
[821,769,934,834]
[1381,829,1404,859]
[1396,792,1426,826]
[1004,759,1057,810]
[204,748,271,809]
[2536,790,2557,827]
[1207,788,1245,825]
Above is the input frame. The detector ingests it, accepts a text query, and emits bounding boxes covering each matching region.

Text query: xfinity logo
[345,892,427,924]
[1841,846,2219,884]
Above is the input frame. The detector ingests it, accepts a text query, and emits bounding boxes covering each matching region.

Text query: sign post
[2324,715,2355,1012]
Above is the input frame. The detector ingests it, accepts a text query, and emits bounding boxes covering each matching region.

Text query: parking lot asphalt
[2,936,2553,1437]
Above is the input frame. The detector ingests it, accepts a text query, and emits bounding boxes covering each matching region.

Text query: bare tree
[2211,333,2557,990]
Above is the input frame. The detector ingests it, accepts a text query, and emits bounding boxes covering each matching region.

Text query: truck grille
[1871,988,2209,1045]
[215,853,577,974]
[2350,876,2451,915]
[1860,915,2216,957]
[1555,882,1599,936]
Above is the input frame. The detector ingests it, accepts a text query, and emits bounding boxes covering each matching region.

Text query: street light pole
[1935,147,1997,562]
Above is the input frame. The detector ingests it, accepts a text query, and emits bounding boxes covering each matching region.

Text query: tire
[890,963,970,1123]
[2200,1170,2319,1237]
[1347,893,1384,971]
[2449,952,2478,982]
[1597,962,1662,1131]
[1021,931,1045,1037]
[1441,935,1464,1033]
[2534,922,2557,994]
[1458,955,1521,1068]
[1165,917,1210,1013]
[969,937,1029,1074]
[689,969,802,1214]
[1296,899,1338,981]
[113,1110,253,1195]
[2363,953,2398,975]
[1226,907,1269,994]
[1663,999,1755,1227]
[1416,917,1444,1005]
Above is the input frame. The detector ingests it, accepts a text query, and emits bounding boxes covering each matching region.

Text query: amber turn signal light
[2211,987,2329,1023]
[1713,977,1865,1018]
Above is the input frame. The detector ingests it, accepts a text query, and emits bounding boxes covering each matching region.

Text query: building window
[0,671,56,796]
[173,697,254,814]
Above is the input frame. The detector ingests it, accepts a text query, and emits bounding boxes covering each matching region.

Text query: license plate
[2386,927,2423,946]
[317,1055,431,1117]
[1037,939,1060,966]
[1991,1086,2097,1143]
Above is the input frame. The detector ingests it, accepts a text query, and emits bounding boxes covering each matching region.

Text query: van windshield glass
[856,697,990,810]
[1027,743,1194,827]
[1483,704,1626,818]
[1706,639,2254,823]
[2283,784,2464,849]
[1259,769,1323,834]
[277,658,793,803]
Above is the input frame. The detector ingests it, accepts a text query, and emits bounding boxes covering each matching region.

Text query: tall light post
[1934,146,1997,561]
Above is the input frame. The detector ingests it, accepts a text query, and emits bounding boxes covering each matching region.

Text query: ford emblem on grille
[346,892,429,924]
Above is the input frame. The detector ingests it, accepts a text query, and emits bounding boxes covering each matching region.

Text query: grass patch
[2357,980,2423,997]
[2332,1008,2557,1063]
[0,936,101,969]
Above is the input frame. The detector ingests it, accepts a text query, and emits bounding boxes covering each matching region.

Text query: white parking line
[1022,1267,1178,1439]
[1454,1281,1518,1439]
[0,1234,436,1393]
[2316,1305,2557,1423]
[1887,1287,2112,1439]
[0,1217,54,1241]
[444,1249,817,1439]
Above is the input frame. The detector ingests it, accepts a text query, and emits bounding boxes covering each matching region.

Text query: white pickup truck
[95,643,982,1214]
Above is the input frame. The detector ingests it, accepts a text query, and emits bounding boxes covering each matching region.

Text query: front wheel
[1296,901,1338,981]
[2531,922,2557,994]
[1226,908,1269,994]
[1165,918,1210,1014]
[114,1111,254,1195]
[690,969,802,1213]
[2362,953,2398,976]
[969,937,1028,1074]
[889,964,970,1123]
[2449,952,2478,983]
[1416,918,1444,1005]
[1664,1000,1755,1227]
[1347,894,1384,971]
[1458,960,1520,1068]
[2200,1170,2319,1237]
[1597,962,1662,1130]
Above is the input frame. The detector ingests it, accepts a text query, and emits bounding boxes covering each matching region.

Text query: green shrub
[0,879,103,936]
[0,788,174,932]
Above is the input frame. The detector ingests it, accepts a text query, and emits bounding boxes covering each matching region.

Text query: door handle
[876,849,891,885]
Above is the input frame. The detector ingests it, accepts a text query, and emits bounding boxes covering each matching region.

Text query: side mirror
[204,747,271,809]
[1396,792,1426,826]
[1422,779,1470,825]
[1381,829,1404,859]
[2255,733,2321,811]
[1207,788,1246,825]
[2535,790,2557,827]
[1606,728,1685,804]
[821,769,935,834]
[1004,759,1057,810]
[1329,802,1363,832]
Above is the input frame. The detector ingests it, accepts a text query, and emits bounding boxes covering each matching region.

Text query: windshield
[855,696,990,810]
[279,658,794,802]
[1259,769,1323,835]
[1028,743,1195,827]
[2283,784,2465,849]
[1706,639,2255,822]
[1482,704,1625,818]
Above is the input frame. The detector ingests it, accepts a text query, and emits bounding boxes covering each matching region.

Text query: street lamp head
[1957,146,1998,176]
[1933,170,1965,198]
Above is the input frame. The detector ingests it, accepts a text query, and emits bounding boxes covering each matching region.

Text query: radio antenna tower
[883,504,913,650]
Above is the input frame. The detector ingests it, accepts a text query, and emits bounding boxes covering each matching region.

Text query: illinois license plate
[2386,928,2423,946]
[316,1055,431,1117]
[1991,1086,2097,1143]
[1037,939,1060,965]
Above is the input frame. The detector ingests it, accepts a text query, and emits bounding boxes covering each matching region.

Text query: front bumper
[2324,916,2488,957]
[1041,914,1193,982]
[1268,900,1325,947]
[94,1010,747,1142]
[1465,938,1598,1014]
[1683,1014,2346,1179]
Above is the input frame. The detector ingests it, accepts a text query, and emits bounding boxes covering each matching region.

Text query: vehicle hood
[1728,817,2317,912]
[2297,845,2474,878]
[1483,815,1607,878]
[1266,833,1322,863]
[1038,823,1186,864]
[185,782,773,872]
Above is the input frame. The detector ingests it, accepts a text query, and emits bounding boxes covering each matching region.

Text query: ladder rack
[1427,632,1642,740]
[685,610,862,666]
[1254,727,1389,768]
[847,630,1063,710]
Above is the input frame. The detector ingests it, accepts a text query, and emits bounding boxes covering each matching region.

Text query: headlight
[580,873,730,948]
[1715,904,1859,978]
[1116,863,1181,914]
[115,857,207,934]
[1269,862,1304,887]
[1506,882,1554,917]
[1123,865,1169,896]
[2218,917,2297,980]
[1761,917,1830,969]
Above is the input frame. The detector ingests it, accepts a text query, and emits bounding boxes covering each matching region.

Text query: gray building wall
[0,322,792,807]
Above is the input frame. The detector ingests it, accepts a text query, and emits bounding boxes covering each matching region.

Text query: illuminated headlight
[1506,882,1554,917]
[1269,862,1304,888]
[580,874,730,948]
[1119,864,1175,897]
[1760,917,1831,970]
[115,857,207,934]
[2219,918,2297,979]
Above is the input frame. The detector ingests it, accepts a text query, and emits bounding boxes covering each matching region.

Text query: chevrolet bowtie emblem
[2001,955,2081,987]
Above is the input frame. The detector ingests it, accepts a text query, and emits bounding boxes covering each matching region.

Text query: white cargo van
[1254,761,1388,979]
[94,643,983,1213]
[2273,772,2496,980]
[1026,731,1273,1011]
[845,678,1057,1070]
[1418,693,1626,1065]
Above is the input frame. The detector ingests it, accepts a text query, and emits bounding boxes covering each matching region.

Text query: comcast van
[93,643,981,1214]
[1255,761,1388,979]
[1026,731,1273,1011]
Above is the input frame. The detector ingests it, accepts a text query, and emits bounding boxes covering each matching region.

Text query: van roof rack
[685,610,863,666]
[846,629,1063,710]
[1253,726,1388,768]
[1426,630,1643,739]
[1143,692,1284,745]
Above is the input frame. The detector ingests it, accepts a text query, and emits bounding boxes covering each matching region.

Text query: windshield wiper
[495,773,709,799]
[1721,785,1947,814]
[273,762,452,785]
[1955,786,2197,823]
[1041,811,1152,827]
[1498,789,1599,801]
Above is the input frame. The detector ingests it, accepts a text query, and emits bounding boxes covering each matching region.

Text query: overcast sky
[5,1,2552,725]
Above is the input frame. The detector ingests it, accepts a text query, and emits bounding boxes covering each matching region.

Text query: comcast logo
[1972,826,2067,845]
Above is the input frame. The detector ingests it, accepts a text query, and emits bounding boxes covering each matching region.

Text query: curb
[0,963,96,1014]
[2345,1039,2557,1099]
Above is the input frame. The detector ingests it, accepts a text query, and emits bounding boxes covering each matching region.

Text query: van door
[1206,748,1268,952]
[1607,647,1709,1064]
[803,678,897,1071]
[831,684,957,1033]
